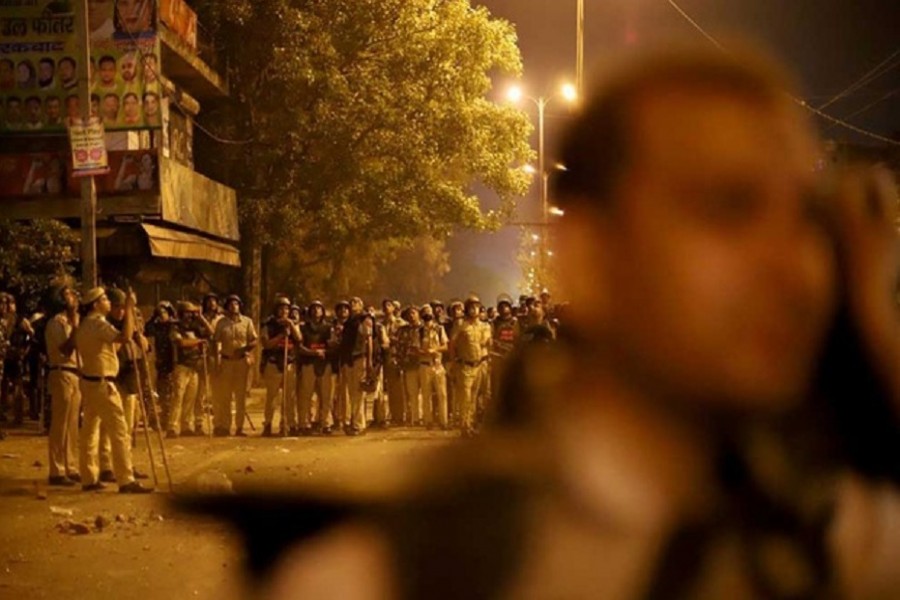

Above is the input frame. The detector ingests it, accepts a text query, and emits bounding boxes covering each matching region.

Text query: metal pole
[538,99,548,291]
[577,0,585,98]
[75,0,98,287]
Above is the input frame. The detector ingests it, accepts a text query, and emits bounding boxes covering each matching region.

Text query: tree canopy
[0,219,77,314]
[193,0,533,299]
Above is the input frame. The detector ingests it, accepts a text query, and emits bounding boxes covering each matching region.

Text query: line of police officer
[12,284,557,490]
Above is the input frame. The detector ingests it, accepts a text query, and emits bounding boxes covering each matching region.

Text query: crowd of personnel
[0,285,562,492]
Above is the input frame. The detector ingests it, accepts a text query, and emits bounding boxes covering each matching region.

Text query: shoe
[234,429,247,437]
[213,427,229,438]
[321,426,333,435]
[119,481,153,494]
[261,424,272,438]
[299,427,313,437]
[48,475,76,487]
[180,429,195,437]
[67,473,82,483]
[166,430,178,439]
[132,469,149,480]
[288,427,299,437]
[99,470,116,483]
[82,482,107,492]
[347,428,363,437]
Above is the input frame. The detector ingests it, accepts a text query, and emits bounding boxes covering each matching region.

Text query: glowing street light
[506,82,577,290]
[549,206,565,217]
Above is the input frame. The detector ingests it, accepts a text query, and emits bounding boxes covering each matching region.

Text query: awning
[141,223,240,267]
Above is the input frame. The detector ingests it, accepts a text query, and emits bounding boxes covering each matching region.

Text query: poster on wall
[0,148,159,199]
[0,0,162,134]
[68,115,108,176]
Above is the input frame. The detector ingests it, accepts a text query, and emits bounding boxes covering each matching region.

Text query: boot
[261,423,272,438]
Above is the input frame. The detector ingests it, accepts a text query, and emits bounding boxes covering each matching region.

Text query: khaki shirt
[45,312,78,369]
[76,313,120,377]
[451,319,491,363]
[420,322,447,364]
[214,314,258,358]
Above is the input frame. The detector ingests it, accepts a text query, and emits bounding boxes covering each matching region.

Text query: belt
[81,374,116,382]
[49,366,80,375]
[221,355,244,360]
[458,359,483,367]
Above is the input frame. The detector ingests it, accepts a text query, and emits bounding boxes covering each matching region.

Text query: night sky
[442,0,900,303]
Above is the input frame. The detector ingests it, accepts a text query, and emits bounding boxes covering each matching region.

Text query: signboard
[0,148,159,198]
[68,115,108,176]
[160,0,196,50]
[0,0,162,134]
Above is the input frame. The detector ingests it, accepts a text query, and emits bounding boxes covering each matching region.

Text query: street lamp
[507,83,577,290]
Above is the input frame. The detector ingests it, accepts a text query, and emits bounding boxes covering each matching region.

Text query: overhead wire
[664,0,900,147]
[818,48,900,110]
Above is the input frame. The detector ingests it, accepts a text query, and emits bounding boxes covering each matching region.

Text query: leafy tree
[0,219,78,314]
[193,0,533,299]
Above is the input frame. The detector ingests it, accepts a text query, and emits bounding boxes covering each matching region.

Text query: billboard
[160,0,196,50]
[0,148,159,198]
[0,0,161,134]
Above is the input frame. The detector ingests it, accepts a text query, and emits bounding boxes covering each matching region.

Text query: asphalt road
[0,396,458,600]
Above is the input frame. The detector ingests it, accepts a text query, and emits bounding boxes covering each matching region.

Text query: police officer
[168,301,213,438]
[145,301,176,428]
[380,298,406,427]
[75,287,151,493]
[297,301,335,435]
[444,299,464,426]
[0,294,34,426]
[45,285,81,486]
[260,297,302,437]
[395,305,423,425]
[419,303,449,429]
[212,295,257,437]
[491,293,520,407]
[449,295,491,437]
[98,289,150,482]
[199,293,223,431]
[338,297,373,436]
[331,300,351,430]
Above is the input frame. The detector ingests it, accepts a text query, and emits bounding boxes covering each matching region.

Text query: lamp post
[507,84,577,291]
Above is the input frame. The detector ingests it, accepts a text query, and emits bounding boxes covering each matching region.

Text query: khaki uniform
[418,322,448,428]
[168,321,209,435]
[396,323,423,424]
[451,319,491,434]
[213,315,257,433]
[76,313,135,487]
[45,312,81,479]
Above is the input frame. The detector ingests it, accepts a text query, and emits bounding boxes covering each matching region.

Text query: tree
[193,0,533,300]
[0,219,78,314]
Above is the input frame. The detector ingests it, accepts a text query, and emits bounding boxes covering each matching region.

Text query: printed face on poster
[0,0,161,134]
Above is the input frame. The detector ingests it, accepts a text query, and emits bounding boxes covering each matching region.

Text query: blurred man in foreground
[195,44,900,599]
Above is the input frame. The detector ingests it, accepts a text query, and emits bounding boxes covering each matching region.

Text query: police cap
[225,294,243,307]
[80,287,106,306]
[106,288,126,306]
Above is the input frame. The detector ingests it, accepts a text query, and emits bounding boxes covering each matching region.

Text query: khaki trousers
[341,361,366,431]
[263,363,297,429]
[402,367,421,424]
[101,392,135,472]
[298,363,334,429]
[47,370,81,478]
[195,359,214,430]
[453,363,482,433]
[79,379,134,487]
[169,365,199,434]
[214,359,249,432]
[419,363,448,428]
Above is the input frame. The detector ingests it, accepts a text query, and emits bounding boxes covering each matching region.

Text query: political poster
[0,0,162,134]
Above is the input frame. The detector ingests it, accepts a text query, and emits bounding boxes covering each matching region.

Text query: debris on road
[196,470,234,494]
[95,515,110,531]
[50,506,74,517]
[243,465,255,474]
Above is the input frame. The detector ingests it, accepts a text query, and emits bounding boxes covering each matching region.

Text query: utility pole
[75,0,98,287]
[576,0,584,97]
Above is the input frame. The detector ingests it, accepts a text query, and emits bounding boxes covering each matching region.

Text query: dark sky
[443,0,900,302]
